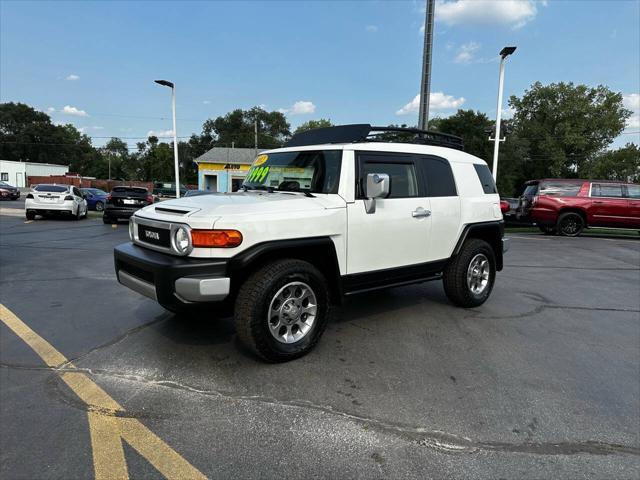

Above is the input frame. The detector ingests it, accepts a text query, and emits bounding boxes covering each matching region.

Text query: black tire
[102,215,112,224]
[557,212,584,237]
[538,225,556,235]
[26,210,36,220]
[443,238,496,308]
[234,259,330,362]
[95,201,104,212]
[73,207,81,220]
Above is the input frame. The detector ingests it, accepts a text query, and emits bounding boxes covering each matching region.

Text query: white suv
[26,184,88,220]
[114,125,509,362]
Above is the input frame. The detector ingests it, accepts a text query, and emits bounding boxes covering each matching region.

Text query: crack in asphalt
[2,361,638,457]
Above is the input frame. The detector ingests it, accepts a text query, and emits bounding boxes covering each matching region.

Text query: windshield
[243,150,342,194]
[522,184,538,197]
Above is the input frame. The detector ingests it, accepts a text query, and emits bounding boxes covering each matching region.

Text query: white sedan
[25,184,88,220]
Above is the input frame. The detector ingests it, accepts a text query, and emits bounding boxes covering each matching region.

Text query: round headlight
[128,219,135,240]
[174,226,190,254]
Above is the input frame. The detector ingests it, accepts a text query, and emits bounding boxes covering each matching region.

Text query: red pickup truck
[517,179,640,236]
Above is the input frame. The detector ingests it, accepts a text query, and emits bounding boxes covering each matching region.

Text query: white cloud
[66,74,80,81]
[623,93,640,129]
[46,107,55,113]
[279,100,316,115]
[454,41,480,64]
[396,92,465,115]
[203,100,211,105]
[436,0,543,29]
[501,106,516,119]
[62,105,88,117]
[91,126,104,130]
[147,129,174,138]
[365,25,378,33]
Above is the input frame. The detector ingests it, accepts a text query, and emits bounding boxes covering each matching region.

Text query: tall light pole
[418,0,435,130]
[491,46,516,181]
[154,79,181,198]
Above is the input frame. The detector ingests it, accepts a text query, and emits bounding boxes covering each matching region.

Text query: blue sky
[1,0,639,150]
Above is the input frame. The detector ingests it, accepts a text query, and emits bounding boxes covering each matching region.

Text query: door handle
[412,207,431,218]
[593,201,605,204]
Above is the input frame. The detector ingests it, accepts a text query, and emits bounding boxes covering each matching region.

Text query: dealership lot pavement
[0,214,638,479]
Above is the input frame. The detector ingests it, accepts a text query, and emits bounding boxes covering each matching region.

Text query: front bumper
[114,242,230,308]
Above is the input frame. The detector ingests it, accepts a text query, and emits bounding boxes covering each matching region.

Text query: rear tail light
[106,194,112,202]
[26,193,34,199]
[146,195,154,203]
[500,200,509,213]
[64,195,73,201]
[191,229,243,248]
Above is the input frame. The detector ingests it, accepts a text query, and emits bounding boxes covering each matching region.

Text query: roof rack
[284,124,464,151]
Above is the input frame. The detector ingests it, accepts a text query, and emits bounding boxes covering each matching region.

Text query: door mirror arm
[364,173,390,214]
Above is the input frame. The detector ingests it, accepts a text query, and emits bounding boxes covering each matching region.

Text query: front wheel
[234,259,330,362]
[443,239,496,308]
[557,212,584,237]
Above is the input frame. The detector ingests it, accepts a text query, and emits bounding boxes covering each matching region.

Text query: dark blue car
[80,188,109,211]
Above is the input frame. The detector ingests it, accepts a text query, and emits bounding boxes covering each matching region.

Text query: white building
[0,160,69,187]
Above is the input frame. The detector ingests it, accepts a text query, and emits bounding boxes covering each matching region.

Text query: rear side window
[592,184,623,198]
[420,156,457,197]
[626,184,640,198]
[473,164,497,194]
[539,182,581,197]
[34,185,68,193]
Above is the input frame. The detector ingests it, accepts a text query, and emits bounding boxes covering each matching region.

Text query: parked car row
[516,178,640,236]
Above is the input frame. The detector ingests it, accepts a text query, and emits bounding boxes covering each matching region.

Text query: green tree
[584,143,640,181]
[429,110,494,162]
[202,106,290,149]
[293,119,333,135]
[0,102,97,169]
[509,82,631,178]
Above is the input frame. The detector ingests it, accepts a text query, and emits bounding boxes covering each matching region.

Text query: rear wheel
[443,239,496,308]
[102,215,113,224]
[557,212,584,237]
[95,201,104,212]
[74,206,81,220]
[234,259,330,362]
[26,210,36,220]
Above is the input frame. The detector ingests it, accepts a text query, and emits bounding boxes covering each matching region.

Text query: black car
[103,186,154,224]
[0,181,20,200]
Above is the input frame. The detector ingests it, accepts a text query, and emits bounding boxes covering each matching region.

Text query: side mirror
[364,173,390,214]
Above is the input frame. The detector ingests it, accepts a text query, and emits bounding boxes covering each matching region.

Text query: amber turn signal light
[191,229,243,248]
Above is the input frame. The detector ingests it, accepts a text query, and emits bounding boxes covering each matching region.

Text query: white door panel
[347,198,432,274]
[427,196,461,261]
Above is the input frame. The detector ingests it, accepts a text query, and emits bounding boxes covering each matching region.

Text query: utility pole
[254,120,258,156]
[154,79,181,198]
[418,0,435,131]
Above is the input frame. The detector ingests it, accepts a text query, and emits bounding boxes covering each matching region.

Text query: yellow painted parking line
[0,304,207,480]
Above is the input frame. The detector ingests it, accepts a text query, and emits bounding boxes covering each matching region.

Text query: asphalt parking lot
[0,214,639,479]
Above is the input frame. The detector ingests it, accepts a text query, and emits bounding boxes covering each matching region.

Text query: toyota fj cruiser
[114,124,509,362]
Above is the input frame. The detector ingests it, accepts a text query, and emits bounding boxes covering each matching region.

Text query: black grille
[138,225,171,248]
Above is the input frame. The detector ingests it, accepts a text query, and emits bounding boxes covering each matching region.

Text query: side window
[0,173,8,181]
[420,156,457,197]
[539,182,581,197]
[73,187,82,197]
[592,184,623,198]
[473,164,497,194]
[357,153,420,198]
[626,184,640,199]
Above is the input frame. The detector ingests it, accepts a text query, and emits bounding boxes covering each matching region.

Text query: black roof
[285,124,464,151]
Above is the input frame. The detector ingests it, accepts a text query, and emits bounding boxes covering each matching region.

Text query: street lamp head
[500,46,517,58]
[154,79,174,88]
